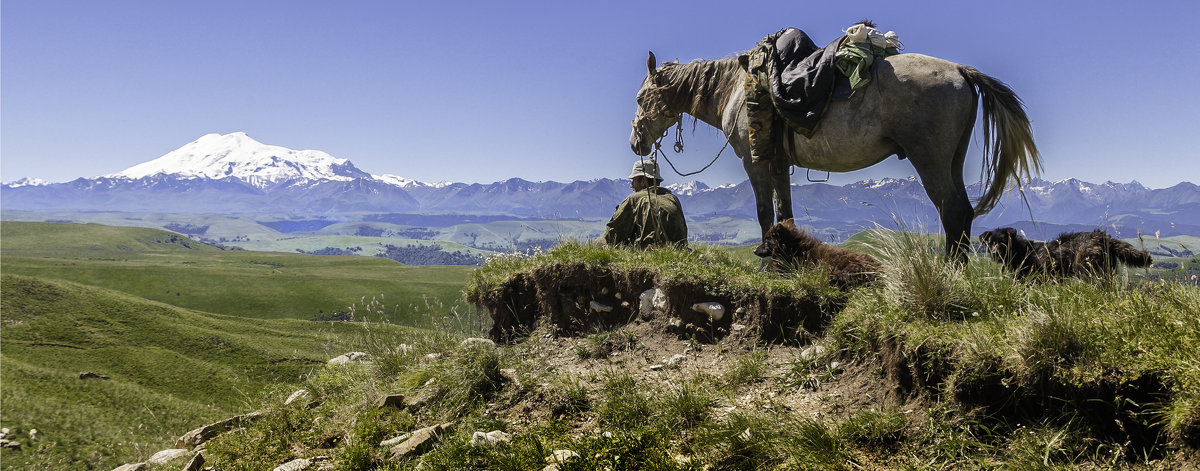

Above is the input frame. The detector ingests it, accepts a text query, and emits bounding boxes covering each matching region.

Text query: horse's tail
[959,66,1043,216]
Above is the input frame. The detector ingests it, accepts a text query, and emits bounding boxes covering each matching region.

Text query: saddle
[739,24,901,170]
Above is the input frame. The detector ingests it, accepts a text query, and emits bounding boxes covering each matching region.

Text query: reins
[652,117,729,177]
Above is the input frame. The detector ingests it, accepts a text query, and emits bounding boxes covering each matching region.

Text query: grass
[1,221,473,324]
[3,222,1198,469]
[0,274,426,470]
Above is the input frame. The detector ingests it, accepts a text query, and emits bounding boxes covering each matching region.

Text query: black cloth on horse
[767,28,850,137]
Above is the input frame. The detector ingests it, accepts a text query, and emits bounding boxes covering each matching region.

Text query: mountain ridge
[4,132,1198,240]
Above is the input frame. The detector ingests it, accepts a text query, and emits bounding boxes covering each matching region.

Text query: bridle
[632,85,728,178]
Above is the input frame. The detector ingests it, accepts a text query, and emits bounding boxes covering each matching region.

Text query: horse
[629,47,1042,262]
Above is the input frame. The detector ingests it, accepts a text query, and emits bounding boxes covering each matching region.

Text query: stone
[380,432,411,448]
[638,288,662,317]
[589,300,613,313]
[175,411,264,449]
[377,394,405,409]
[0,438,20,450]
[79,371,110,380]
[182,451,205,471]
[691,302,725,321]
[110,464,146,471]
[389,423,453,460]
[731,323,746,331]
[800,345,827,362]
[27,429,37,441]
[459,338,495,349]
[648,364,664,371]
[665,354,687,367]
[471,430,512,446]
[285,389,310,405]
[545,449,579,465]
[273,458,312,471]
[327,352,368,365]
[147,448,190,464]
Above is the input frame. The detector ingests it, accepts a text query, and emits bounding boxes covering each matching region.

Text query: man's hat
[627,159,662,180]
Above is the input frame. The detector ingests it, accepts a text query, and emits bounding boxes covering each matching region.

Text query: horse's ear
[647,51,657,75]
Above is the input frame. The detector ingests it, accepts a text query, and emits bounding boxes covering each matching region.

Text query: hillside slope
[0,274,422,470]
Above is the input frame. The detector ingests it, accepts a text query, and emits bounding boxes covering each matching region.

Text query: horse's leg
[771,171,793,223]
[909,143,973,263]
[743,157,777,238]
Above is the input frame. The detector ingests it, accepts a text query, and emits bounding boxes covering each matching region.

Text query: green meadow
[1,222,474,324]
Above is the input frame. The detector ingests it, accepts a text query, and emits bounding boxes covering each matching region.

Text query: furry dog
[754,219,881,288]
[979,227,1152,278]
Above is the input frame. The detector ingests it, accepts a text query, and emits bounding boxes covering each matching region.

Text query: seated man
[603,159,688,248]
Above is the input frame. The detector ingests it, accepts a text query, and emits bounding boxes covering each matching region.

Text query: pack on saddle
[738,21,903,173]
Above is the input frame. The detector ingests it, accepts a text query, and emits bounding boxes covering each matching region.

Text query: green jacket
[603,186,688,249]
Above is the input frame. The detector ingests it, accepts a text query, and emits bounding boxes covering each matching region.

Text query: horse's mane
[654,58,742,118]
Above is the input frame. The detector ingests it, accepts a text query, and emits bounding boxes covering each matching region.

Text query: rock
[175,411,264,449]
[285,389,310,405]
[459,338,495,349]
[147,448,190,464]
[542,449,579,471]
[380,432,411,447]
[731,323,746,331]
[182,451,205,471]
[0,438,20,450]
[327,352,368,365]
[639,288,667,317]
[589,300,613,313]
[691,302,725,321]
[377,394,405,409]
[389,423,453,460]
[425,353,442,360]
[79,371,110,380]
[28,429,37,441]
[111,464,146,471]
[665,354,687,367]
[273,458,312,471]
[648,364,664,371]
[0,428,8,438]
[800,345,827,362]
[471,430,512,446]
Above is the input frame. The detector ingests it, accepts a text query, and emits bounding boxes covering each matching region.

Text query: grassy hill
[1,222,474,324]
[0,274,432,470]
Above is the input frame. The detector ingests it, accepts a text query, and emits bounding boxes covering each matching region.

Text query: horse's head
[630,51,682,156]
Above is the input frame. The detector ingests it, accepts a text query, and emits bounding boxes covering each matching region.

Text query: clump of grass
[597,373,653,430]
[723,349,768,386]
[784,418,856,470]
[574,329,639,360]
[661,381,717,428]
[837,409,907,446]
[546,376,591,419]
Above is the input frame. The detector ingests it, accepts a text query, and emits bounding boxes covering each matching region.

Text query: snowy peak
[109,132,370,186]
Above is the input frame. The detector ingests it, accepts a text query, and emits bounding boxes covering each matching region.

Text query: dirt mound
[473,261,846,346]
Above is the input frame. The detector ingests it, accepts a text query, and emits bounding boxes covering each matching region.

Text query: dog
[978,227,1152,279]
[754,219,881,288]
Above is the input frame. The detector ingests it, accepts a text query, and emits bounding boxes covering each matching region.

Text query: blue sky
[3,0,1198,188]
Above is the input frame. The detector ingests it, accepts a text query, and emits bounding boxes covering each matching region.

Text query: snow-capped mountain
[3,132,1198,240]
[109,132,370,187]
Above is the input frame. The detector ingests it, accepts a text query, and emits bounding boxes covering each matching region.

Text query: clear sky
[3,0,1198,188]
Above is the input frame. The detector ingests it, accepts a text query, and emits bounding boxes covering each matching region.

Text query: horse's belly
[787,130,895,172]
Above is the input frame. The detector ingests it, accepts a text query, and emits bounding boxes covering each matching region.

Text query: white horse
[630,50,1041,261]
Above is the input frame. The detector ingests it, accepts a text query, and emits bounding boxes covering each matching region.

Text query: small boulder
[79,371,110,380]
[389,423,453,460]
[147,448,190,464]
[377,394,405,409]
[589,300,613,313]
[285,389,310,405]
[0,438,20,451]
[175,412,264,449]
[471,430,512,446]
[273,458,312,471]
[691,302,725,321]
[182,451,205,471]
[541,449,579,471]
[327,352,368,365]
[111,464,146,471]
[459,338,495,349]
[665,354,687,367]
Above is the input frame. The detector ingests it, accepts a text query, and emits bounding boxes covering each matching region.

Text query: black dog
[979,227,1152,278]
[755,219,881,288]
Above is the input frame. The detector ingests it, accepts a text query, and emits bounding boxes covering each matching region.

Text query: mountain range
[4,132,1199,240]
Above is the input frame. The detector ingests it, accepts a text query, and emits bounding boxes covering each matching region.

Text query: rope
[653,117,729,177]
